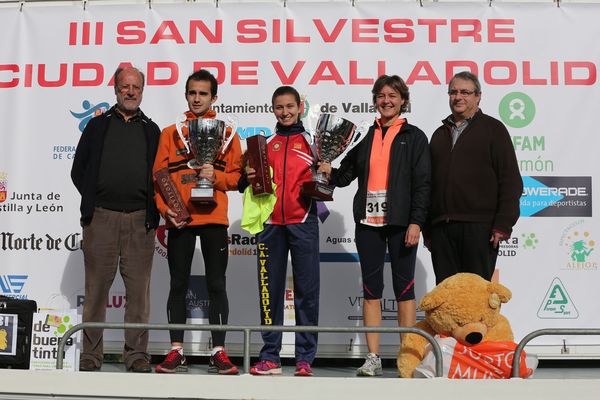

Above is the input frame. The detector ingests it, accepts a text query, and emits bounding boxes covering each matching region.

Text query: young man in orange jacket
[153,70,242,374]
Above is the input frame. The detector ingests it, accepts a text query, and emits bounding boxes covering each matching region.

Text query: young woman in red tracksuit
[240,86,319,377]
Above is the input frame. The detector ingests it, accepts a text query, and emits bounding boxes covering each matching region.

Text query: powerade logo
[186,275,209,319]
[520,176,592,217]
[236,126,273,139]
[70,100,109,133]
[0,275,28,299]
[0,171,7,203]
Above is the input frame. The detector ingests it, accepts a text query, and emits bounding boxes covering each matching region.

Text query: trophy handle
[302,101,321,145]
[176,114,191,154]
[221,114,239,154]
[345,120,370,153]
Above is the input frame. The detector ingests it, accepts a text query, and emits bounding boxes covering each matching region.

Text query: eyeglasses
[448,89,477,97]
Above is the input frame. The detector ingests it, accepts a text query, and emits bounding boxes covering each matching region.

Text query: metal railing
[511,328,600,377]
[56,322,443,376]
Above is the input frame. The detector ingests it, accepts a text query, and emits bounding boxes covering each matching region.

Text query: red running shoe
[208,349,239,375]
[155,349,188,373]
[249,360,282,375]
[294,360,313,377]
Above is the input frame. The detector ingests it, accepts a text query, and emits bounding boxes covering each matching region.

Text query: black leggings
[355,224,417,302]
[166,224,229,346]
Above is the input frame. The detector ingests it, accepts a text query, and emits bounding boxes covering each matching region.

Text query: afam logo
[70,100,109,133]
[0,171,7,203]
[521,233,539,250]
[538,278,578,319]
[0,275,28,299]
[559,220,597,271]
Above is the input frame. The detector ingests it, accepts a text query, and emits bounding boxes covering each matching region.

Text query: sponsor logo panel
[521,176,592,217]
[0,275,28,299]
[0,232,81,251]
[0,190,66,215]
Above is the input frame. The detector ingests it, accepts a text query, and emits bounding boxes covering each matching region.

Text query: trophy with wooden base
[177,116,237,206]
[302,113,362,201]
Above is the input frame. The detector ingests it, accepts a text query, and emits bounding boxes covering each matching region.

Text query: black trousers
[166,224,229,346]
[430,221,499,285]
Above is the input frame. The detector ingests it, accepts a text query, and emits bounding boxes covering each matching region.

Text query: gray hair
[448,71,481,94]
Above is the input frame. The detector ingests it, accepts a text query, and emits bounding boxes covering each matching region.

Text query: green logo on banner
[499,92,535,128]
[521,233,538,249]
[537,278,578,319]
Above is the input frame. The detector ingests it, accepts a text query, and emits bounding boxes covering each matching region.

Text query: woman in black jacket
[319,75,430,376]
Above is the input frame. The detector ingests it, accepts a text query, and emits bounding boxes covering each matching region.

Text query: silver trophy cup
[186,118,226,205]
[302,113,359,201]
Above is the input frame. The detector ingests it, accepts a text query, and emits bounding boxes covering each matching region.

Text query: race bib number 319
[362,190,387,227]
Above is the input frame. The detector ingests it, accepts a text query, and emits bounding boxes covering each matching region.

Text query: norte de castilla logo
[559,220,597,271]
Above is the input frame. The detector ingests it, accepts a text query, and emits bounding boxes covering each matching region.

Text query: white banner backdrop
[0,2,598,357]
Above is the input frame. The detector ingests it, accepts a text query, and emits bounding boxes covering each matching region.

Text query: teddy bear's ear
[488,282,512,309]
[419,290,445,311]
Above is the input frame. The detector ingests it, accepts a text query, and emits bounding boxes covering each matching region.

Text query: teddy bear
[397,273,514,378]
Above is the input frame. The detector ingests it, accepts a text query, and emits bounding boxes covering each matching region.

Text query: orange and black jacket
[153,110,242,228]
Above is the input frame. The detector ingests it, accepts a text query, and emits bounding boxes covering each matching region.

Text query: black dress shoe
[129,359,152,373]
[79,359,100,371]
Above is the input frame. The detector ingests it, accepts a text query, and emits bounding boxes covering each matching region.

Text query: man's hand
[165,208,187,229]
[245,166,256,181]
[405,224,421,247]
[490,231,505,249]
[198,163,215,182]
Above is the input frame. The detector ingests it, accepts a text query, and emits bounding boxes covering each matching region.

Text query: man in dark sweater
[428,71,522,284]
[71,67,161,373]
